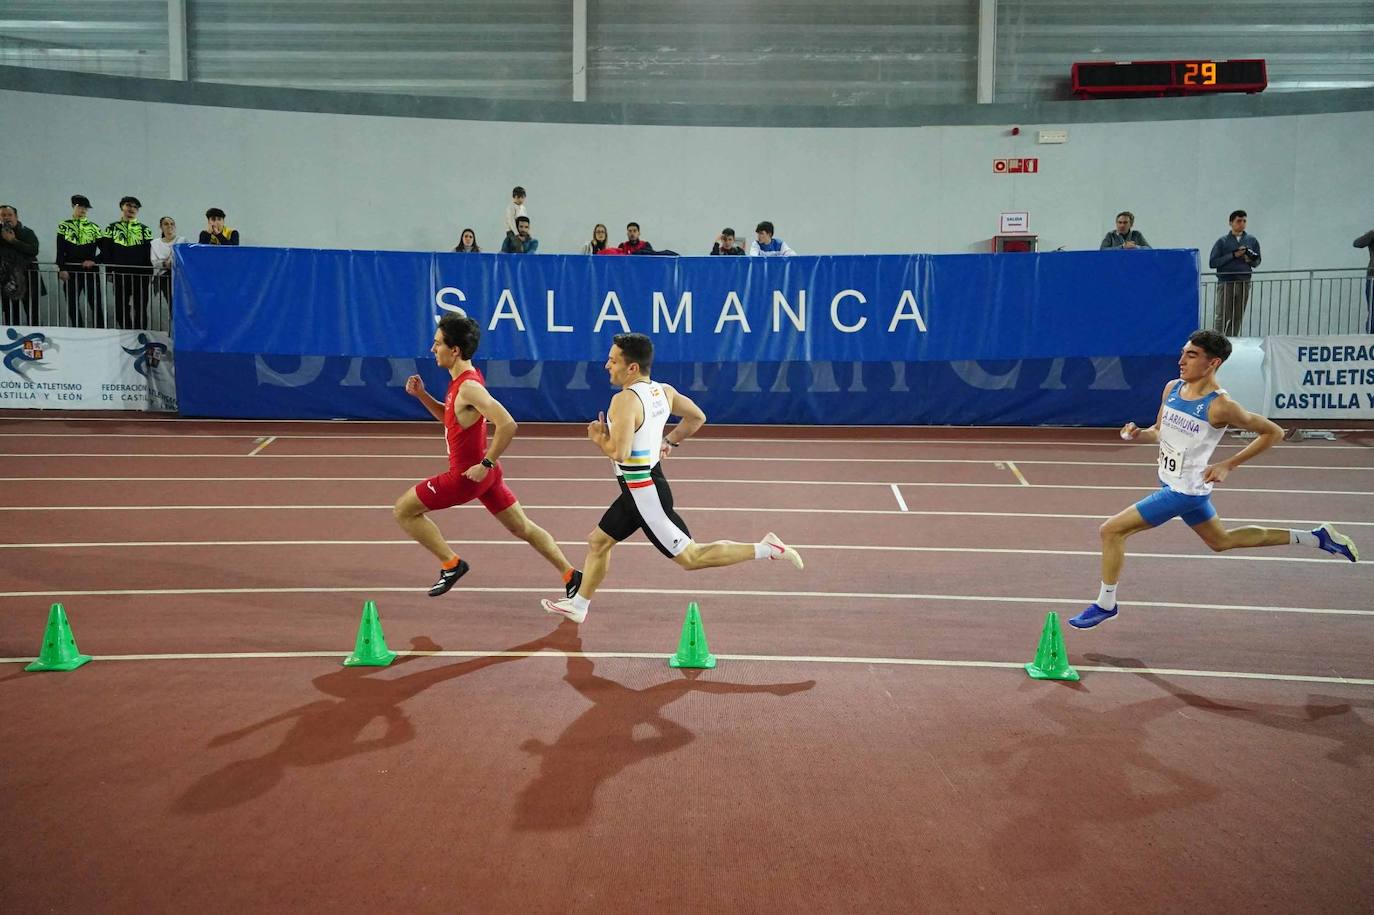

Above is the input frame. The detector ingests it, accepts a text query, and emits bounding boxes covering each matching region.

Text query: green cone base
[1025,611,1079,681]
[1024,661,1080,682]
[26,653,92,673]
[668,601,717,669]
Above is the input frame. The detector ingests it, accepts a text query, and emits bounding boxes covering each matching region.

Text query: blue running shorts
[1134,484,1217,527]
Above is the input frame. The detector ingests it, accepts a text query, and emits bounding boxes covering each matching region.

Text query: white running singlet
[610,380,672,482]
[1157,380,1228,495]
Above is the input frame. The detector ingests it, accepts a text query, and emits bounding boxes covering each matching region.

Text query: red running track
[1,414,1372,912]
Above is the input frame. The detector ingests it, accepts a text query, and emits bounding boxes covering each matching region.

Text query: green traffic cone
[1025,611,1079,681]
[25,603,92,672]
[343,600,396,667]
[669,601,717,669]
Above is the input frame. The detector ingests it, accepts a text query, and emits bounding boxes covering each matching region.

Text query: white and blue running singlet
[1157,380,1229,495]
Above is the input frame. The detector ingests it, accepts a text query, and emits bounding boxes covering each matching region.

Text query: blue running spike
[1313,523,1359,563]
[1068,602,1118,629]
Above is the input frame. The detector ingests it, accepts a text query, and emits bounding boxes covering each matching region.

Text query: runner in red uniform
[394,314,583,599]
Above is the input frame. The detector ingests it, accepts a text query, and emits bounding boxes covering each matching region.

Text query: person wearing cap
[101,195,155,329]
[56,194,105,328]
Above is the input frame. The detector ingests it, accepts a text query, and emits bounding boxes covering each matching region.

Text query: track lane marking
[1,585,1367,616]
[1,538,1366,567]
[3,476,1370,496]
[0,649,1367,686]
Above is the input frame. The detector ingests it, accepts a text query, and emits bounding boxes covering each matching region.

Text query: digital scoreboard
[1072,59,1267,98]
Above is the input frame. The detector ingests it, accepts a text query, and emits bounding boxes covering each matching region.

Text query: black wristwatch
[480,457,494,468]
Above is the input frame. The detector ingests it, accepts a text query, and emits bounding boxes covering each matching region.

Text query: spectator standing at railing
[1208,209,1260,336]
[710,228,746,256]
[102,196,155,329]
[0,204,41,326]
[1355,228,1374,334]
[453,228,481,252]
[500,216,538,254]
[504,186,527,237]
[199,208,240,245]
[1100,211,1150,249]
[150,216,187,316]
[56,194,104,328]
[748,221,796,257]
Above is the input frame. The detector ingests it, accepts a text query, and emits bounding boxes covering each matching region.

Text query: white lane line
[1,585,1368,617]
[2,538,1364,567]
[4,475,1370,496]
[890,484,908,512]
[1,504,1371,528]
[1006,461,1030,486]
[3,452,1370,472]
[0,648,1367,685]
[4,426,1366,449]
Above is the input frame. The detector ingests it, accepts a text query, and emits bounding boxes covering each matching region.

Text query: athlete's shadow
[1086,654,1373,768]
[985,658,1373,875]
[983,683,1222,876]
[174,626,580,815]
[514,635,815,831]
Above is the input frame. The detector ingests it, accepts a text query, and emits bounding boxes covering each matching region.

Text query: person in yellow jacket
[102,196,155,329]
[56,194,104,327]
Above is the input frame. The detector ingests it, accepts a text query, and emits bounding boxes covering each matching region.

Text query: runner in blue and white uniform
[541,332,804,624]
[1071,330,1359,629]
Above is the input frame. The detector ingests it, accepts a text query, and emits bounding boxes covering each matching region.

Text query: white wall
[5,88,1372,269]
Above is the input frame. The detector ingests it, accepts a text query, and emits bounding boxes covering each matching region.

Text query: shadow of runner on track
[982,681,1223,877]
[514,630,816,831]
[173,624,582,815]
[1087,654,1374,768]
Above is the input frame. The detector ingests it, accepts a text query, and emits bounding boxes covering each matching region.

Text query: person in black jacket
[710,228,746,256]
[1355,228,1374,334]
[199,208,240,245]
[102,196,155,329]
[0,204,41,325]
[56,194,104,328]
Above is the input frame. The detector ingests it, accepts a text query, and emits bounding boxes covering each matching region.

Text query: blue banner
[173,246,1198,424]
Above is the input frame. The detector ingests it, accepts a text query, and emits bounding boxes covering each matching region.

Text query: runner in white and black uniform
[541,332,804,624]
[1070,330,1358,630]
[598,375,693,558]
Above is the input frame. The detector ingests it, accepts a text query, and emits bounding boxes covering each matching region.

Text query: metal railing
[1199,268,1373,336]
[2,265,172,333]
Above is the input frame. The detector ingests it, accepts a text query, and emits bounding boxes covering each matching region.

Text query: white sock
[1097,582,1118,611]
[572,594,590,612]
[754,541,771,560]
[1291,529,1319,547]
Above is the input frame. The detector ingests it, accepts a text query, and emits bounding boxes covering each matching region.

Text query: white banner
[1,327,176,412]
[1262,335,1374,419]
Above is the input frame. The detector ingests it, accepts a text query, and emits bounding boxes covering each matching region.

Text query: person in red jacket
[616,222,655,255]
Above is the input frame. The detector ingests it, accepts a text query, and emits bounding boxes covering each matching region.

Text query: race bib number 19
[1158,440,1183,483]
